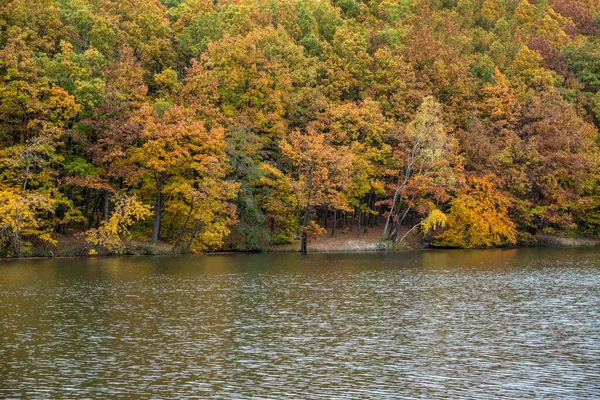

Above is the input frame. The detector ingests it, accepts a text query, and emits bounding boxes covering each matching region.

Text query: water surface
[1,248,600,398]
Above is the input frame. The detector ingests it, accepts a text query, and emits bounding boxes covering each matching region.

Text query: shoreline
[2,233,599,261]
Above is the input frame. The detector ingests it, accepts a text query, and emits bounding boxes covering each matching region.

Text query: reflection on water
[1,249,600,398]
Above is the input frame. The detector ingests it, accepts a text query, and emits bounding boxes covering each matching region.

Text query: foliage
[1,0,600,255]
[435,176,517,248]
[85,194,150,255]
[281,122,352,251]
[422,208,448,234]
[384,96,459,242]
[0,188,57,257]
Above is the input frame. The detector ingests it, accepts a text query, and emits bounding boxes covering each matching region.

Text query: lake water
[1,248,600,398]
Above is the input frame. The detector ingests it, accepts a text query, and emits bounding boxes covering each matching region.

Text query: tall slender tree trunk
[103,190,110,221]
[300,206,310,254]
[369,191,375,228]
[184,224,201,254]
[91,194,101,228]
[300,167,313,254]
[82,188,90,232]
[383,177,400,239]
[357,204,361,238]
[152,180,162,246]
[331,209,337,237]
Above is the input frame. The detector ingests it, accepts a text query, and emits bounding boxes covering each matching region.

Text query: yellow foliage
[514,0,534,25]
[512,46,555,91]
[435,176,517,248]
[303,220,327,240]
[0,188,56,256]
[422,208,448,234]
[85,194,150,255]
[481,0,503,26]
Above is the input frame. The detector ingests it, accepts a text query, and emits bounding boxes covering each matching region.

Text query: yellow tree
[0,187,57,257]
[85,194,150,255]
[436,176,517,248]
[0,27,83,245]
[128,105,239,248]
[166,179,239,254]
[181,25,315,153]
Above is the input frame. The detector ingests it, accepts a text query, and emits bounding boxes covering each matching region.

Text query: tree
[253,162,299,245]
[383,96,459,242]
[0,187,57,257]
[128,105,239,248]
[318,99,394,236]
[281,124,352,253]
[85,194,150,255]
[74,46,148,226]
[436,176,517,248]
[519,89,600,233]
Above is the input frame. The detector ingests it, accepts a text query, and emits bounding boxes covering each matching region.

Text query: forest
[1,0,600,256]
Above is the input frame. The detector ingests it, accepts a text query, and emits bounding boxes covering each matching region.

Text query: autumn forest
[1,0,600,256]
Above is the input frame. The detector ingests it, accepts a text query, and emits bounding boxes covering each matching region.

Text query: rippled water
[1,248,600,398]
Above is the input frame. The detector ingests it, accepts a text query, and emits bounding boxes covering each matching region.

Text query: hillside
[1,0,600,256]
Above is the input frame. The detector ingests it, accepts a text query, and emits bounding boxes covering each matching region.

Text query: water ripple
[1,249,599,398]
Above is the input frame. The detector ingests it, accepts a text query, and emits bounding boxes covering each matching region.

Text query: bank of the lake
[5,221,600,260]
[6,225,600,260]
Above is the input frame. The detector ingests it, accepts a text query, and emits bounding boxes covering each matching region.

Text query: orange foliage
[436,176,517,248]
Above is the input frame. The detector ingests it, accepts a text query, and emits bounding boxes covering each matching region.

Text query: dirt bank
[266,225,421,253]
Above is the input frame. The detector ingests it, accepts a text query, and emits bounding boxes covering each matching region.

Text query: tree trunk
[184,224,200,254]
[369,191,375,228]
[300,166,313,254]
[90,194,101,229]
[172,200,193,253]
[324,207,328,230]
[23,154,31,191]
[398,221,422,245]
[300,205,310,254]
[82,188,90,232]
[331,209,337,237]
[152,181,162,246]
[13,209,22,257]
[383,177,401,240]
[103,190,110,221]
[357,205,361,238]
[55,203,65,234]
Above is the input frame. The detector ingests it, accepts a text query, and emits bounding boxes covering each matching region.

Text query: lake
[1,248,600,398]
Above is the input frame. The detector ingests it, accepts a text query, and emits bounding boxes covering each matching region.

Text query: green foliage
[565,38,600,94]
